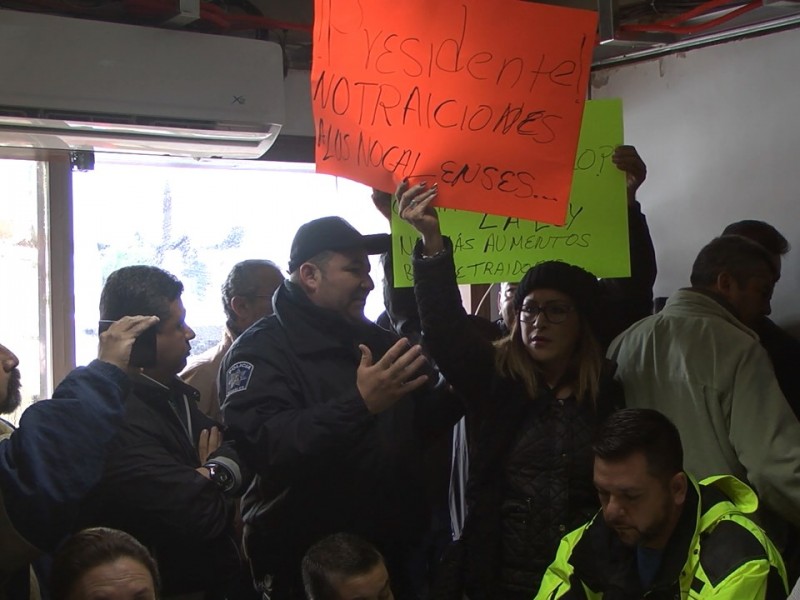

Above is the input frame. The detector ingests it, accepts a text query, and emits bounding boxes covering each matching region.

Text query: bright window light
[72,154,390,365]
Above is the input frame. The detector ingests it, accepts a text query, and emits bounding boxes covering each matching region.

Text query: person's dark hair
[289,250,335,285]
[690,235,778,288]
[302,533,385,600]
[593,408,683,480]
[722,220,790,256]
[99,265,183,323]
[221,259,283,326]
[50,527,160,600]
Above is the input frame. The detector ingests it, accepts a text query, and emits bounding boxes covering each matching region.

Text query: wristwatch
[205,461,234,493]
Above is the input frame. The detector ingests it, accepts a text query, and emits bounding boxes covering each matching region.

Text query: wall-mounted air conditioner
[0,9,285,159]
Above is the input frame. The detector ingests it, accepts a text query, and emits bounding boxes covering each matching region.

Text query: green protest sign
[391,98,628,287]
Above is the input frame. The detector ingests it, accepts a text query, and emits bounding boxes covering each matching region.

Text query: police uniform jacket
[220,280,461,588]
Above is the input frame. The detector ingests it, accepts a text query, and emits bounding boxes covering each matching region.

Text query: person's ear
[297,263,320,294]
[230,295,249,320]
[670,472,688,506]
[716,271,735,295]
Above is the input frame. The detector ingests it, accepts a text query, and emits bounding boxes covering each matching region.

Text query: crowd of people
[2,145,800,600]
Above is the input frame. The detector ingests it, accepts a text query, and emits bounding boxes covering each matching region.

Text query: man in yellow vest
[535,408,787,600]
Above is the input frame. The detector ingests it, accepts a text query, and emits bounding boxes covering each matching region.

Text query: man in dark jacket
[1,317,155,600]
[220,217,460,600]
[77,265,247,599]
[721,219,800,420]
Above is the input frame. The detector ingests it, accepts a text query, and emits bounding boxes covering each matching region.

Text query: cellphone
[98,319,158,368]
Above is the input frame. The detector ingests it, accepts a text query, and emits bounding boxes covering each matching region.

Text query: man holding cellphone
[76,265,248,599]
[220,217,461,600]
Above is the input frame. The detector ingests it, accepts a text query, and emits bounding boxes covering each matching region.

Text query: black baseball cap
[288,216,391,273]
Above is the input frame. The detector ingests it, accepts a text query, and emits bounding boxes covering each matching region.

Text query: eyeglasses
[519,302,575,324]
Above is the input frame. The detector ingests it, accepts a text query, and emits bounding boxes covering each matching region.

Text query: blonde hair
[494,311,603,403]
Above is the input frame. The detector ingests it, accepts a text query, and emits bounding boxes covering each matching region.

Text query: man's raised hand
[357,338,430,414]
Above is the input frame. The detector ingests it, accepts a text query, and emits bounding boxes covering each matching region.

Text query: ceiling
[3,0,799,68]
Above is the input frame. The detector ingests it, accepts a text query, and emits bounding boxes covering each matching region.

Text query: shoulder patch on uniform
[700,519,767,587]
[226,361,254,397]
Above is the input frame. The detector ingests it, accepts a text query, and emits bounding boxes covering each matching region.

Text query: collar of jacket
[664,288,759,340]
[569,474,702,595]
[220,326,235,349]
[0,417,14,439]
[696,474,759,524]
[273,280,384,356]
[131,373,201,405]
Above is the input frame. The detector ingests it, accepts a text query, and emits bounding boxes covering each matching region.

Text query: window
[72,154,389,365]
[0,159,51,425]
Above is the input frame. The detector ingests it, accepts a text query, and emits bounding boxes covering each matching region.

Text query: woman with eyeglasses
[397,181,624,600]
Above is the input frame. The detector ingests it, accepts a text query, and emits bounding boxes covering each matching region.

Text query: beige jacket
[180,328,234,421]
[608,288,800,529]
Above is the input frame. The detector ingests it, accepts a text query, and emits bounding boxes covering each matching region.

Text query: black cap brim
[361,233,391,256]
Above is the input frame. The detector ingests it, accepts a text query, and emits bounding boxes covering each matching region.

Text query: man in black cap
[220,217,460,600]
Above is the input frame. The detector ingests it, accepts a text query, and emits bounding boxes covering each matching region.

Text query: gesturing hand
[357,338,430,414]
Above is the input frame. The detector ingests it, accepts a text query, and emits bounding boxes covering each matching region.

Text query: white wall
[282,69,315,137]
[591,28,800,334]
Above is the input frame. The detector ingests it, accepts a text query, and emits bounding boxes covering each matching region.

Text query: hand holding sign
[612,145,647,204]
[397,180,444,256]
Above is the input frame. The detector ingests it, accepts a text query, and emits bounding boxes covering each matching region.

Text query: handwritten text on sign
[391,99,630,286]
[312,0,597,225]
